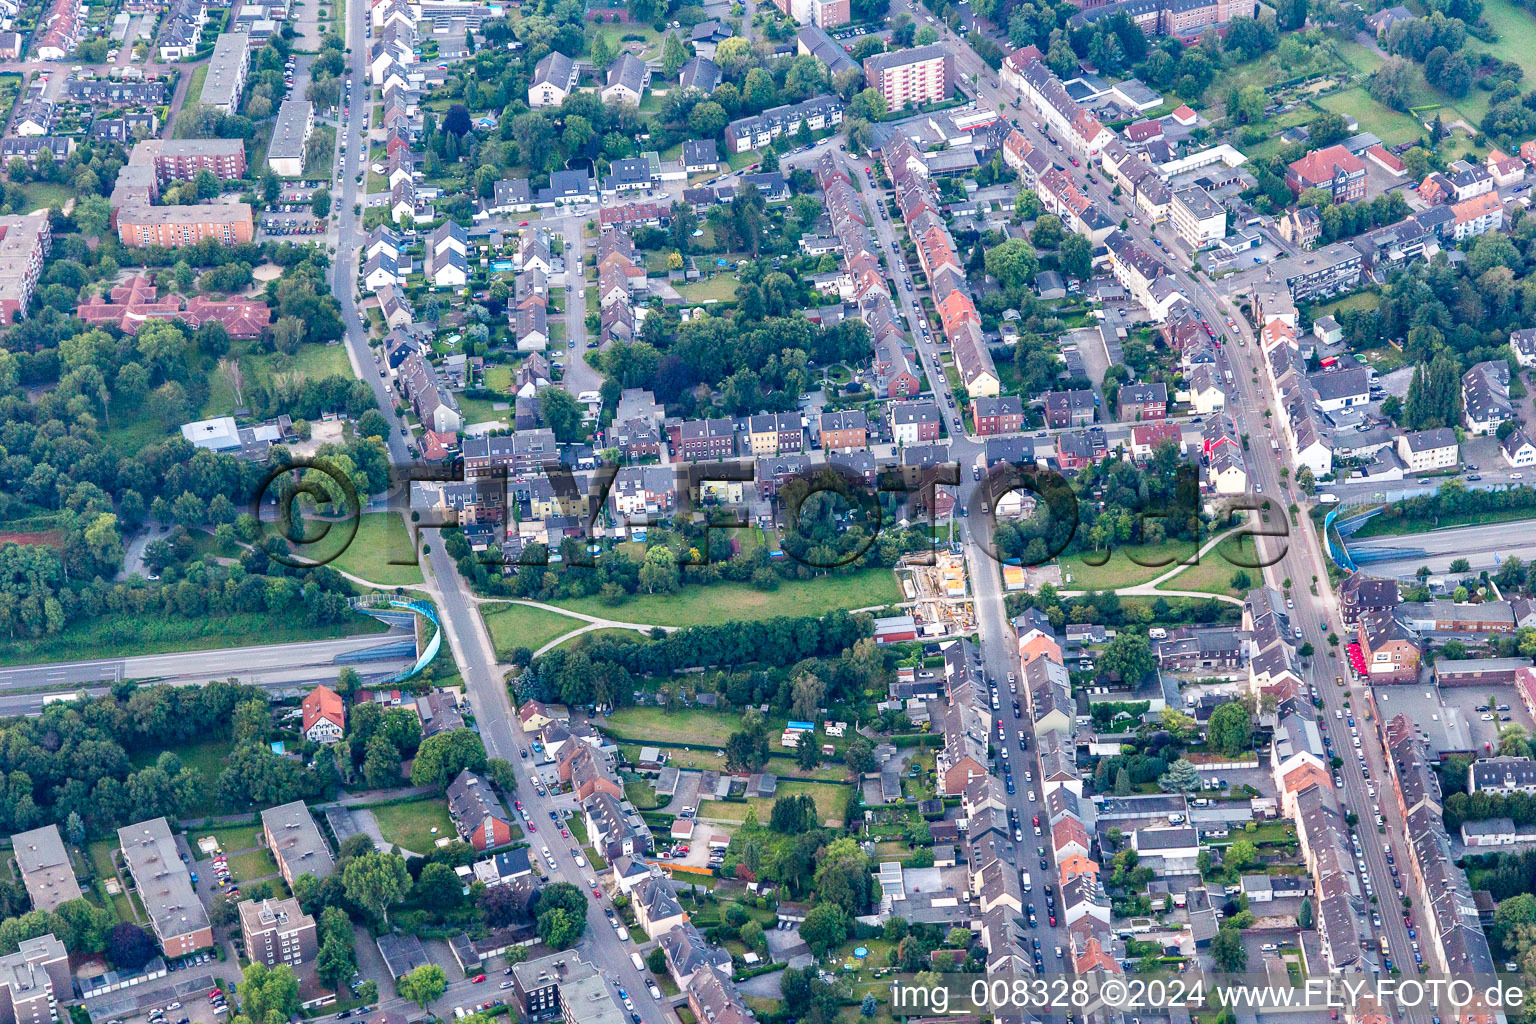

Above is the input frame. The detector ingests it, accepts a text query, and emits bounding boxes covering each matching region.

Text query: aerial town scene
[8,0,1536,1020]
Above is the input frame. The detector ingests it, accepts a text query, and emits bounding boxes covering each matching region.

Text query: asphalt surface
[1346,521,1536,576]
[0,634,412,689]
[320,8,679,1015]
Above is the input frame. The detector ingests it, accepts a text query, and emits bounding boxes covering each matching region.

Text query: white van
[631,953,646,972]
[617,925,630,941]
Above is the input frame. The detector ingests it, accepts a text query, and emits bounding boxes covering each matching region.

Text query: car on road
[472,975,486,984]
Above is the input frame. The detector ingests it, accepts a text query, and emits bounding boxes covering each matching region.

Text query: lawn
[1315,86,1428,147]
[704,780,850,826]
[87,840,119,880]
[201,342,355,418]
[0,609,389,667]
[555,627,647,651]
[455,394,510,430]
[226,847,280,882]
[188,61,210,105]
[329,512,424,586]
[1058,539,1200,592]
[192,823,265,853]
[482,602,586,659]
[551,568,901,627]
[15,181,74,213]
[370,798,455,853]
[1157,534,1259,597]
[673,274,740,304]
[605,707,749,746]
[131,737,235,793]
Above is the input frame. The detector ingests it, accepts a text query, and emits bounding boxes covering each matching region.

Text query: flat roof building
[239,896,317,968]
[260,800,335,887]
[117,202,254,248]
[202,33,250,115]
[10,825,81,912]
[267,98,313,177]
[0,934,70,1024]
[118,817,212,956]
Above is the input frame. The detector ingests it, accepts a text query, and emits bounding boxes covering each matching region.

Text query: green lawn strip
[550,568,900,627]
[329,512,424,586]
[87,840,118,880]
[553,627,645,651]
[1058,539,1199,591]
[481,602,587,659]
[673,274,740,303]
[371,797,454,852]
[0,610,388,667]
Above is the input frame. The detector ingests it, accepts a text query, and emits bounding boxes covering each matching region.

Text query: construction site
[878,552,976,643]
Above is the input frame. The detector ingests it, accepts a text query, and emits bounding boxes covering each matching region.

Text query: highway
[1345,520,1536,577]
[0,633,413,690]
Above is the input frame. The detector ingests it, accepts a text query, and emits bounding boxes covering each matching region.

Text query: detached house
[301,685,345,743]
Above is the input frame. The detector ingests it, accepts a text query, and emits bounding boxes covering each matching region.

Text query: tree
[861,995,878,1017]
[1059,232,1093,280]
[409,728,488,788]
[238,963,302,1022]
[1298,898,1314,929]
[1227,839,1258,870]
[397,964,447,1010]
[984,237,1040,290]
[106,923,156,969]
[444,104,472,136]
[340,850,410,924]
[846,736,876,775]
[647,946,668,975]
[800,903,848,958]
[413,862,464,912]
[537,908,583,949]
[1207,702,1253,756]
[1159,758,1201,793]
[539,386,585,442]
[1101,634,1155,684]
[1211,927,1247,971]
[316,932,357,991]
[1368,58,1416,111]
[1114,766,1132,795]
[311,188,332,218]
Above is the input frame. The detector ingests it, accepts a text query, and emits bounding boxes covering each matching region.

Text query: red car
[528,823,536,832]
[514,800,522,809]
[472,975,486,984]
[1032,816,1039,826]
[519,221,529,227]
[1049,916,1057,927]
[561,829,569,838]
[593,887,603,898]
[678,845,689,854]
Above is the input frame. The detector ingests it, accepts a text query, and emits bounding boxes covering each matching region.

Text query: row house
[724,94,843,154]
[973,395,1025,436]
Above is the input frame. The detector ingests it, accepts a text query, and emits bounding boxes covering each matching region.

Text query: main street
[325,10,678,1018]
[890,7,1436,995]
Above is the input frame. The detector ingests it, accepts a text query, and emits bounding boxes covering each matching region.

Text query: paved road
[0,633,412,689]
[1346,520,1536,576]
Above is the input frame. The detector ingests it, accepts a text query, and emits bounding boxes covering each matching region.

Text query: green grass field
[371,798,455,853]
[673,274,740,303]
[192,823,264,853]
[1156,535,1258,597]
[201,343,355,418]
[131,737,235,792]
[551,568,901,627]
[482,602,586,659]
[555,627,647,651]
[15,181,75,213]
[705,780,850,825]
[226,847,280,882]
[1315,85,1428,147]
[329,513,424,586]
[604,707,748,746]
[1058,539,1200,591]
[0,610,389,667]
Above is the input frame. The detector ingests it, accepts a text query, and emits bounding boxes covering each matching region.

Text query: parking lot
[1439,683,1533,755]
[88,973,228,1024]
[260,211,323,236]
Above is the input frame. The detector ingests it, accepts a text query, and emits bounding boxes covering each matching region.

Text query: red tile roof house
[446,769,514,850]
[1366,144,1405,176]
[76,273,271,338]
[301,685,345,743]
[1285,145,1367,203]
